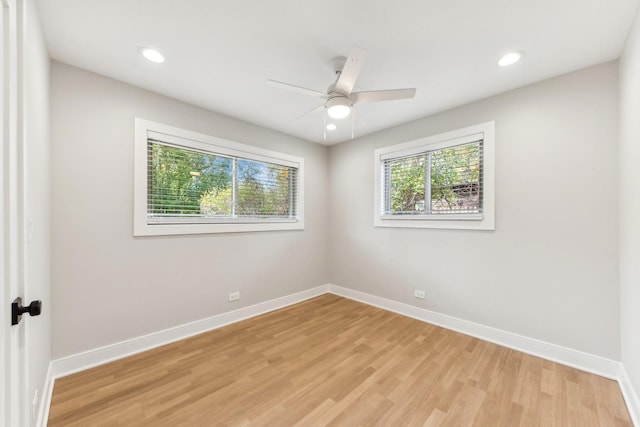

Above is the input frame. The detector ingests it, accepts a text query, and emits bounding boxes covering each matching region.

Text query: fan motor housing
[326,94,351,108]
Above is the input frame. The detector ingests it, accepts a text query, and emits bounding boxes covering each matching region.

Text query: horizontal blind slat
[147,141,299,221]
[382,141,483,216]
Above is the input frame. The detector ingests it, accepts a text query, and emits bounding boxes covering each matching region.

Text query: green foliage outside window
[148,142,295,219]
[388,155,426,213]
[387,142,481,214]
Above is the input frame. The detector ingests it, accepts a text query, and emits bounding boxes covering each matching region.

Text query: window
[374,122,494,230]
[134,119,304,235]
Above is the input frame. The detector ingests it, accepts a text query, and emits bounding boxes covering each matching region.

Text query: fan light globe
[326,96,351,119]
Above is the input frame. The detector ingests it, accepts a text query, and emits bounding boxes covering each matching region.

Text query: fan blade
[294,103,325,120]
[351,88,416,104]
[334,46,367,95]
[267,79,327,98]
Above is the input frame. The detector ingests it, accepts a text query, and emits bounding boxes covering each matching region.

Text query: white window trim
[373,121,495,231]
[134,118,304,236]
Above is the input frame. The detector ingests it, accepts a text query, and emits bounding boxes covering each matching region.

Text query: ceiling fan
[267,46,417,121]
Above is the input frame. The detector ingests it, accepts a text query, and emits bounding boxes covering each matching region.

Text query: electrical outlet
[414,290,426,299]
[228,292,240,302]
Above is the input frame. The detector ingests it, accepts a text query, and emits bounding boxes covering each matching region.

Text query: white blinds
[147,140,298,223]
[382,139,483,216]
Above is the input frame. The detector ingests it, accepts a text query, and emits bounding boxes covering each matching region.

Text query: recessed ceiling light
[498,51,523,67]
[139,47,165,63]
[326,123,337,131]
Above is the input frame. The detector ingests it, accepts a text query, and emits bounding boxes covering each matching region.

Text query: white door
[1,0,27,425]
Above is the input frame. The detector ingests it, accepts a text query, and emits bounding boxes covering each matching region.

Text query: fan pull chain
[323,109,327,140]
[351,108,355,140]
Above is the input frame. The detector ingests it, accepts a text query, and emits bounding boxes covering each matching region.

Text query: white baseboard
[327,284,621,380]
[51,283,622,381]
[36,362,54,427]
[620,365,640,427]
[51,285,329,379]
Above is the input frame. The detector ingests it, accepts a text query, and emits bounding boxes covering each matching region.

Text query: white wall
[619,4,640,418]
[328,62,620,359]
[23,0,50,424]
[50,62,329,359]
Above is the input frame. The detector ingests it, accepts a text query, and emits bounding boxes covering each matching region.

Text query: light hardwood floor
[48,294,632,426]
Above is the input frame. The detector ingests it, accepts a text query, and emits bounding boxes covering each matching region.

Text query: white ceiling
[37,0,639,145]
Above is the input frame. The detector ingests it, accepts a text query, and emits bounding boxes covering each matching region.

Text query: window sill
[134,220,304,236]
[374,215,494,231]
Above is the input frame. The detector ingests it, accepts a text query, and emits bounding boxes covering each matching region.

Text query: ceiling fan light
[326,96,351,119]
[328,105,350,119]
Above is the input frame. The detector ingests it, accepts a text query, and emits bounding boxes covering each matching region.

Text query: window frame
[134,118,304,236]
[373,121,495,230]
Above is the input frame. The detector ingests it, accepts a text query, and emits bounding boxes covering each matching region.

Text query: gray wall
[51,62,329,359]
[328,62,620,359]
[51,58,623,365]
[24,0,50,424]
[620,4,640,407]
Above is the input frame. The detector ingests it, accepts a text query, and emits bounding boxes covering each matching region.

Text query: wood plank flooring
[48,294,632,426]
